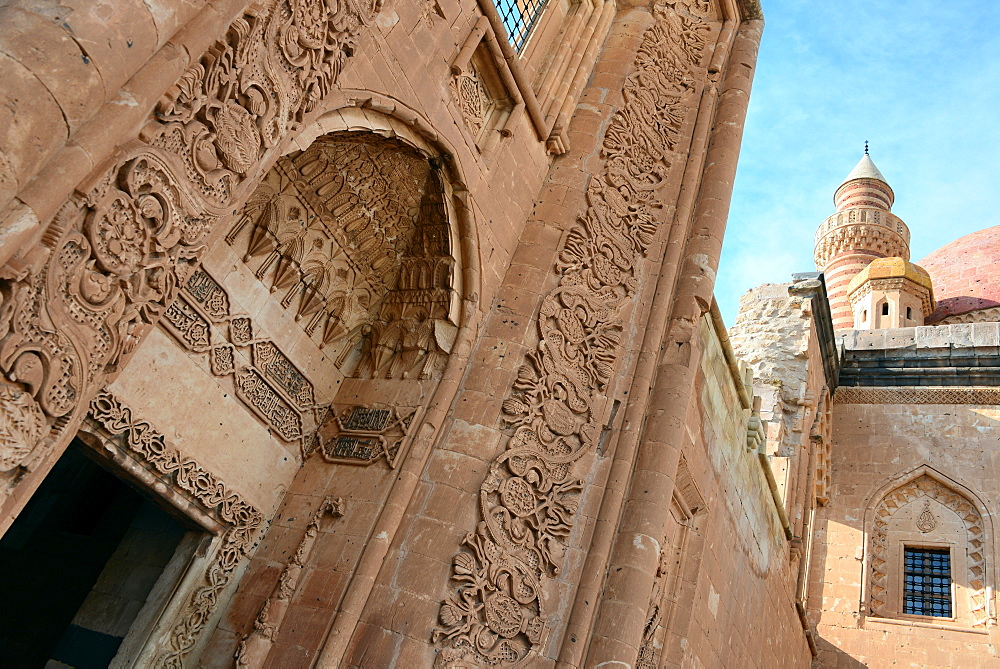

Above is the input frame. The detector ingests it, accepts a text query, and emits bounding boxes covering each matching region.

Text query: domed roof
[918,225,1000,322]
[846,257,934,296]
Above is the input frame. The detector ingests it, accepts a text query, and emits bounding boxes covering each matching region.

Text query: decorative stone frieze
[835,386,1000,405]
[433,1,714,664]
[86,390,264,666]
[161,266,318,442]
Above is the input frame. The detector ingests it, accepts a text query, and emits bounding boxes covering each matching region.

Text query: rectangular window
[903,547,952,617]
[494,0,549,51]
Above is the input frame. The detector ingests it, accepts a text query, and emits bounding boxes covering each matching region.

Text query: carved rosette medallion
[433,1,713,665]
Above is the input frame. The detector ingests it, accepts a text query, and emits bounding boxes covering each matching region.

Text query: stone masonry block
[882,327,915,349]
[853,329,887,350]
[971,322,1000,348]
[915,325,953,349]
[948,323,974,348]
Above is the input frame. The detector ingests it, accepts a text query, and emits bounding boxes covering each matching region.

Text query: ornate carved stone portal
[227,133,460,379]
[0,0,382,499]
[85,390,264,666]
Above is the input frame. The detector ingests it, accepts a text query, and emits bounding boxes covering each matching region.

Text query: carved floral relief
[433,1,713,664]
[0,0,383,490]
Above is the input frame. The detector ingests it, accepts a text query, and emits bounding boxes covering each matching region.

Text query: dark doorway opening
[0,440,195,668]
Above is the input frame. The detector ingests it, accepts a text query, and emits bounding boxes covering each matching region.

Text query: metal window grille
[903,548,952,617]
[494,0,549,52]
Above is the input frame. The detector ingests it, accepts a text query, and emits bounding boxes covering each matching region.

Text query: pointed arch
[224,100,481,380]
[863,465,994,628]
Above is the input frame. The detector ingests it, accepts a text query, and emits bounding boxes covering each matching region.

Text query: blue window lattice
[494,0,549,51]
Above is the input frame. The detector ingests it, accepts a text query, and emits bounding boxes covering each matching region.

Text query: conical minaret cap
[840,153,888,187]
[834,151,894,211]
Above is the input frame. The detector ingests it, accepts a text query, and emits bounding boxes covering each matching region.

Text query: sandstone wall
[0,0,770,664]
[810,329,1000,667]
[811,398,1000,667]
[672,314,812,667]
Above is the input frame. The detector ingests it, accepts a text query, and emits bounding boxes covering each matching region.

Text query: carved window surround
[467,0,615,155]
[863,468,995,630]
[451,16,522,154]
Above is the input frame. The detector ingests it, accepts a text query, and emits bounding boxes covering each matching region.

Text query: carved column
[583,14,763,665]
[429,1,735,666]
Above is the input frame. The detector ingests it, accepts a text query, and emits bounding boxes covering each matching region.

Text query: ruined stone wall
[731,281,834,565]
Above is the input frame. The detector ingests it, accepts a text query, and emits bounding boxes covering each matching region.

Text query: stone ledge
[839,322,1000,352]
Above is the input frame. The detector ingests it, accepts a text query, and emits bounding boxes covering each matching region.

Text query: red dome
[918,225,1000,322]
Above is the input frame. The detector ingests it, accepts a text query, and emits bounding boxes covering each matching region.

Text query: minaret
[813,148,910,329]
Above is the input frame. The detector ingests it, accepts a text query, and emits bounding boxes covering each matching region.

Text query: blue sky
[716,0,1000,324]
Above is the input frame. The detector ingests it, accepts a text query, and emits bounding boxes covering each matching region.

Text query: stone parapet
[838,323,1000,386]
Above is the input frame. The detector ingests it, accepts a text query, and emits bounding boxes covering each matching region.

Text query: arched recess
[863,465,994,628]
[213,104,485,667]
[223,107,475,382]
[0,0,391,532]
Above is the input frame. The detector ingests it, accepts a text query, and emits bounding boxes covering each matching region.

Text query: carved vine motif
[454,61,496,135]
[87,390,264,667]
[236,495,344,668]
[0,380,47,472]
[869,475,988,627]
[433,1,712,664]
[226,133,459,380]
[0,0,382,482]
[161,267,317,442]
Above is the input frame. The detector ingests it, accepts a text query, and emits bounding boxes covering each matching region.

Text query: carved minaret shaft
[814,153,910,329]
